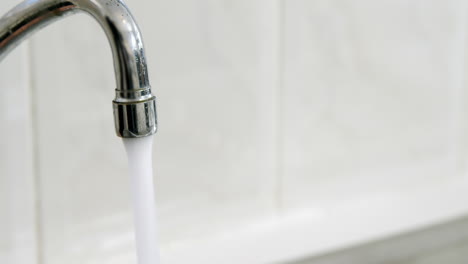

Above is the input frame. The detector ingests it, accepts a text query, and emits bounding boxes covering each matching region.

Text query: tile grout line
[452,1,468,175]
[26,38,44,264]
[274,0,285,216]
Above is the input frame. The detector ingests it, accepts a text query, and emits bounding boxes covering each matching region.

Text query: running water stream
[123,136,160,264]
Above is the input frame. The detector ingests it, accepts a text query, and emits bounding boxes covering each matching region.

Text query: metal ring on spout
[113,96,157,138]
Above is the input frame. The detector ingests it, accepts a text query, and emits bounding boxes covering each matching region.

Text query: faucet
[0,0,157,138]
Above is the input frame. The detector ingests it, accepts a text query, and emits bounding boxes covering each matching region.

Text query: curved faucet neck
[0,0,157,137]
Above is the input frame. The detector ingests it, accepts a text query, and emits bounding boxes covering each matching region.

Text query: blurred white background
[2,0,468,263]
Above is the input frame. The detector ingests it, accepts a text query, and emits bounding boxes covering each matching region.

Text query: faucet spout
[0,0,157,138]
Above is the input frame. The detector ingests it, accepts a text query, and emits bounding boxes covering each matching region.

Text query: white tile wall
[282,0,468,210]
[135,0,279,246]
[30,14,133,264]
[1,0,468,263]
[0,1,37,264]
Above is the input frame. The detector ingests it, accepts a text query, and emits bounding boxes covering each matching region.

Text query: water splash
[123,136,160,264]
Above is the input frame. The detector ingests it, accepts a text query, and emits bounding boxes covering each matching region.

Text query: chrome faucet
[0,0,157,138]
